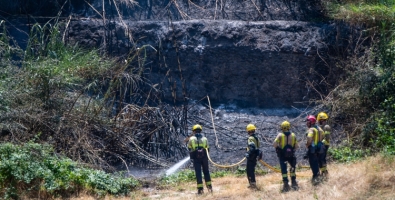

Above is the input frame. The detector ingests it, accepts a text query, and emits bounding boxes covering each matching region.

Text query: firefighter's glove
[257,150,263,160]
[248,142,256,150]
[245,153,249,158]
[275,147,281,157]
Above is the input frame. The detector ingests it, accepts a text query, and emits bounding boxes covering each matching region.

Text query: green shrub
[329,145,371,162]
[0,142,139,199]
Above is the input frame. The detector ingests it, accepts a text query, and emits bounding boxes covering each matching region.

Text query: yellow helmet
[317,112,329,121]
[246,124,256,132]
[281,121,291,132]
[192,124,202,131]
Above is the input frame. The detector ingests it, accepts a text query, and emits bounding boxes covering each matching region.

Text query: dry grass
[69,155,395,200]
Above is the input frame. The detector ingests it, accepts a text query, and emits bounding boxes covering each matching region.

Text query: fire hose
[206,149,280,172]
[206,149,312,177]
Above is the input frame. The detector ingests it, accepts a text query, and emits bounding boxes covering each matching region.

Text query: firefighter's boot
[248,182,257,189]
[312,175,321,186]
[321,170,329,181]
[291,180,299,191]
[197,188,204,195]
[281,181,291,193]
[207,185,213,193]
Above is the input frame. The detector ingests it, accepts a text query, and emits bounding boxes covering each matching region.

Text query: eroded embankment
[64,19,344,108]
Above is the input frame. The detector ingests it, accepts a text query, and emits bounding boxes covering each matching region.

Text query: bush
[329,144,371,162]
[0,142,139,199]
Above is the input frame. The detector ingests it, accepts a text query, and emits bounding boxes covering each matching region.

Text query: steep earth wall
[2,0,344,108]
[65,19,339,108]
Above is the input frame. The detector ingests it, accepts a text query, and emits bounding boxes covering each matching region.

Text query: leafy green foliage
[322,1,395,155]
[372,97,395,154]
[0,142,139,199]
[329,145,371,162]
[364,19,395,154]
[211,170,232,178]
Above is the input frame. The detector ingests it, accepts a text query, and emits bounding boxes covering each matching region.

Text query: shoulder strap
[291,133,296,147]
[312,127,319,145]
[280,133,287,149]
[249,135,260,148]
[197,138,200,149]
[255,135,260,148]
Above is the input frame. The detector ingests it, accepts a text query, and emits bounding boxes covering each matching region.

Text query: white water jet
[165,156,191,176]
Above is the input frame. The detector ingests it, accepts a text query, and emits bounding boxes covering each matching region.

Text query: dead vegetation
[66,154,395,200]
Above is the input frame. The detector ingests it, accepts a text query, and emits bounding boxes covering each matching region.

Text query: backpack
[196,139,206,159]
[282,133,294,158]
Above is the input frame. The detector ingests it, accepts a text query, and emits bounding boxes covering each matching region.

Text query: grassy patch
[326,0,395,23]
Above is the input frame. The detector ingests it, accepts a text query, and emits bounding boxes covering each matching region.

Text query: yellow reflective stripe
[257,138,260,148]
[191,140,197,149]
[191,137,208,150]
[282,174,288,178]
[290,173,296,176]
[320,167,327,171]
[325,131,330,135]
[274,138,279,144]
[206,181,212,186]
[197,183,204,187]
[292,133,296,146]
[313,128,319,145]
[281,133,296,148]
[248,136,259,148]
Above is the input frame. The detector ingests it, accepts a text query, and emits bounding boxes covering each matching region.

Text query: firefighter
[245,124,263,189]
[317,112,331,180]
[187,124,212,195]
[273,121,299,192]
[305,115,325,185]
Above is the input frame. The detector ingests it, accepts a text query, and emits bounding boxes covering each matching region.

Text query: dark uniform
[246,133,260,188]
[188,132,212,194]
[306,124,324,185]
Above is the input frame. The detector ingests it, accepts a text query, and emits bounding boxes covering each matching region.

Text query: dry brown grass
[70,155,395,200]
